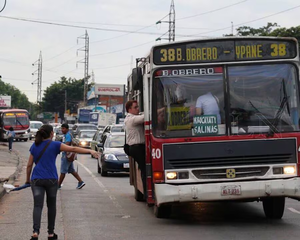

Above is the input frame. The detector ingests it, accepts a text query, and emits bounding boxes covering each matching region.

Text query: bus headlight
[283,166,296,174]
[166,172,177,180]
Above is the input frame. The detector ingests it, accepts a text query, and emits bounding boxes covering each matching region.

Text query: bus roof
[0,109,29,113]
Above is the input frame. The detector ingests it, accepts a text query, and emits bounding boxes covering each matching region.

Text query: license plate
[123,163,129,168]
[221,185,241,196]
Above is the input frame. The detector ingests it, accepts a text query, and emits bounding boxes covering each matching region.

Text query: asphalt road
[1,141,300,240]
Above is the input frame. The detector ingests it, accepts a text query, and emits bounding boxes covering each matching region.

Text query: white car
[29,121,43,140]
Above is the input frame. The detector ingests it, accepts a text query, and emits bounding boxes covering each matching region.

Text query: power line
[177,0,248,21]
[43,45,77,62]
[0,0,6,13]
[92,62,131,70]
[89,13,169,44]
[90,40,154,57]
[183,4,300,37]
[45,56,78,71]
[0,15,167,36]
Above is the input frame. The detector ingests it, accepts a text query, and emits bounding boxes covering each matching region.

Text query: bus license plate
[221,185,241,196]
[123,163,129,168]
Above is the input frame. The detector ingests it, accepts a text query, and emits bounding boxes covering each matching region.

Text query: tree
[235,22,300,43]
[0,79,31,109]
[236,22,279,36]
[42,76,92,120]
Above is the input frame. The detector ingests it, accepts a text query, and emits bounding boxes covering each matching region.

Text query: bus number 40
[152,148,162,159]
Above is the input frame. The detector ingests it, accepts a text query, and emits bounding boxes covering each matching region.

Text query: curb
[0,149,23,199]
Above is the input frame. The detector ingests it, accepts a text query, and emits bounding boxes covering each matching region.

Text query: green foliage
[235,22,300,43]
[236,23,279,36]
[42,76,92,118]
[0,80,31,109]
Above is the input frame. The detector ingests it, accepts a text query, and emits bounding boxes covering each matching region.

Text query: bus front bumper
[154,178,300,206]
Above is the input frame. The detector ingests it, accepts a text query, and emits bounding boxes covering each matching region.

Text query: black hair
[35,124,53,146]
[61,123,69,129]
[9,127,14,131]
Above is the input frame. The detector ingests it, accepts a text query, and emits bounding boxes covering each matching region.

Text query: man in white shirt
[196,92,221,124]
[124,100,146,198]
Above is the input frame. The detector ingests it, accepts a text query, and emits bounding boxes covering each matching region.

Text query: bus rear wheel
[154,204,172,218]
[262,197,285,219]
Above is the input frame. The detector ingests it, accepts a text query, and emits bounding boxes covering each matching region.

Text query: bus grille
[192,166,269,179]
[163,138,297,170]
[166,154,292,169]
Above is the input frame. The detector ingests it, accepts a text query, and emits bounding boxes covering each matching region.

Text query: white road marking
[288,208,300,214]
[76,160,130,218]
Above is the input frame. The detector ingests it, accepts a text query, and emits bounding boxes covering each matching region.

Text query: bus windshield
[3,112,30,130]
[152,63,300,138]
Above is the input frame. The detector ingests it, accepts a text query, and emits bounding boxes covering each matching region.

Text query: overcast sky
[0,0,299,102]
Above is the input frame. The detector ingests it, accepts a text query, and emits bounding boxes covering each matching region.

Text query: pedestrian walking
[26,124,99,240]
[6,127,15,152]
[58,123,86,189]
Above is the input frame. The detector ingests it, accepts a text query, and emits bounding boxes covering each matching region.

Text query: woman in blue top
[6,126,15,152]
[26,125,99,240]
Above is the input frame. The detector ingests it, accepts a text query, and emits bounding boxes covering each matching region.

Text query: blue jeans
[8,137,13,150]
[31,179,58,234]
[60,156,76,174]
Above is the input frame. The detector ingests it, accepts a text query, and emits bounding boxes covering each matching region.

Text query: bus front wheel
[154,204,172,218]
[262,197,285,219]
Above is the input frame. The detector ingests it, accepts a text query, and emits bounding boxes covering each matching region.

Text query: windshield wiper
[249,101,278,134]
[15,114,24,128]
[267,79,290,137]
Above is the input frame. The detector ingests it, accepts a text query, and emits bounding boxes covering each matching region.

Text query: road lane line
[76,160,130,218]
[288,208,300,214]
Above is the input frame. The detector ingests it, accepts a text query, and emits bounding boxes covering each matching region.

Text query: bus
[127,37,300,219]
[0,109,30,141]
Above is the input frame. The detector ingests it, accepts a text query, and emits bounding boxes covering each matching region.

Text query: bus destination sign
[153,39,297,65]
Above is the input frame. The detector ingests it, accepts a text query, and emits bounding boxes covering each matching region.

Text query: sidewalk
[0,143,23,198]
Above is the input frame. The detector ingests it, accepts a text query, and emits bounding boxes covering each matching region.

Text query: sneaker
[77,181,85,189]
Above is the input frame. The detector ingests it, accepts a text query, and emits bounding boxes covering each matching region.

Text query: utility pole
[77,30,89,106]
[32,51,43,103]
[156,0,175,42]
[91,71,98,111]
[169,0,175,42]
[64,90,67,113]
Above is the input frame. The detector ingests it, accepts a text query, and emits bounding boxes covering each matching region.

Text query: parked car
[97,132,128,176]
[73,129,97,148]
[90,129,103,158]
[72,123,97,137]
[29,121,43,140]
[101,124,125,143]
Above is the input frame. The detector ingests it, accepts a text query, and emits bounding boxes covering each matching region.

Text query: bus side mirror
[132,67,143,91]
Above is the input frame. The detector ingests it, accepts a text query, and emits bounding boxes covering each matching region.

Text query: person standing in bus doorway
[195,92,221,124]
[124,100,147,199]
[58,123,86,190]
[6,127,15,152]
